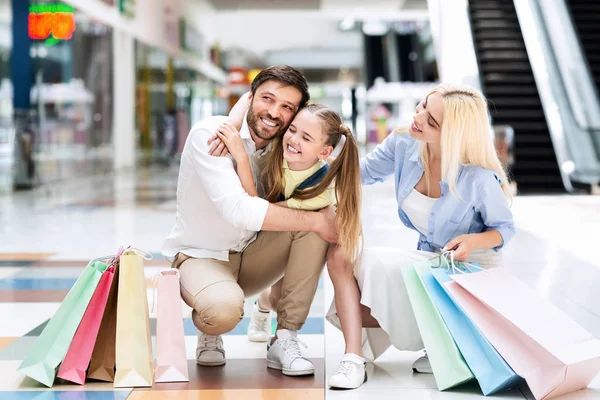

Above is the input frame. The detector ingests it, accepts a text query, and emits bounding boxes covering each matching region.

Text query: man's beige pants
[172,231,328,335]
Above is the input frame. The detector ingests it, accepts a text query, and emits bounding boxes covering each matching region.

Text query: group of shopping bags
[17,247,189,388]
[402,255,600,399]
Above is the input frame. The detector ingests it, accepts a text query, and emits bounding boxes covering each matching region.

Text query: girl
[324,83,515,390]
[213,102,363,340]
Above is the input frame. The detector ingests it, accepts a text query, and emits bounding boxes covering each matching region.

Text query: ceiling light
[339,17,356,31]
[362,21,388,36]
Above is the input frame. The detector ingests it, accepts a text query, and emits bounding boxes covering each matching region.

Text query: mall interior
[0,0,599,399]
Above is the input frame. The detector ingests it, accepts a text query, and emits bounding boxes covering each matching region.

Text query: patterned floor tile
[0,337,18,351]
[0,254,55,261]
[127,389,323,400]
[0,392,130,400]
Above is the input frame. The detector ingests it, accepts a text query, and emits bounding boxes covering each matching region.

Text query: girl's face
[282,109,333,170]
[410,92,444,145]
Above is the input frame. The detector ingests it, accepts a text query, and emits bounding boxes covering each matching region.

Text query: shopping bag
[57,265,115,384]
[401,260,474,391]
[426,266,522,395]
[17,259,108,387]
[448,268,600,399]
[114,249,154,388]
[154,270,189,383]
[87,261,120,382]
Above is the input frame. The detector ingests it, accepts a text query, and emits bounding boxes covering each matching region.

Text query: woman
[325,83,515,390]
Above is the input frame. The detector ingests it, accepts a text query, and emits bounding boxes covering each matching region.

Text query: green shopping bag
[18,259,108,387]
[401,259,474,390]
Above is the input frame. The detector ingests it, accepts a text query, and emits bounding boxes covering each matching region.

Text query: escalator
[468,0,565,193]
[567,0,600,97]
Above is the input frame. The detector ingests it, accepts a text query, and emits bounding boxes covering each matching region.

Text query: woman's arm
[445,170,515,261]
[360,133,399,185]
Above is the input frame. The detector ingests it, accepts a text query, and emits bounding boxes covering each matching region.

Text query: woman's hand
[444,234,477,262]
[214,123,247,162]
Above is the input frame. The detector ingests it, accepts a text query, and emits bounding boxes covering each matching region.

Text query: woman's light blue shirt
[361,134,515,252]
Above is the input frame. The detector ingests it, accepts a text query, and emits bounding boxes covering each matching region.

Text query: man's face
[246,80,303,142]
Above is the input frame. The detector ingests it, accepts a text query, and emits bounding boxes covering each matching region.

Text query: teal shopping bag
[18,260,108,387]
[428,267,522,395]
[401,260,474,391]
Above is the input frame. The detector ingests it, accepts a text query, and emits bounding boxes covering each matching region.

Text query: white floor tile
[0,268,22,280]
[327,387,525,400]
[0,303,60,336]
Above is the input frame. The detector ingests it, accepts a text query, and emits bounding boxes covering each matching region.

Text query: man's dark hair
[250,65,310,110]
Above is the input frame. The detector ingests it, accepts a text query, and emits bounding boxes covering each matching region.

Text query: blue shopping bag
[417,263,522,395]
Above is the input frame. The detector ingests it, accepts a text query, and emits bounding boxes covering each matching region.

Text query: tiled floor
[0,165,599,399]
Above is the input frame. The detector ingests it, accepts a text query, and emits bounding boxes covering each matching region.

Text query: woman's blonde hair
[262,104,362,263]
[419,83,512,199]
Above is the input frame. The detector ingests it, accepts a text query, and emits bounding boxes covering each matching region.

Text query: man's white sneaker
[412,352,432,374]
[247,303,272,342]
[196,332,225,366]
[328,353,367,390]
[266,329,314,376]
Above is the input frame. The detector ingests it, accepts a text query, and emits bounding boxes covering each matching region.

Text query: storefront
[0,0,227,194]
[0,1,115,191]
[134,18,228,165]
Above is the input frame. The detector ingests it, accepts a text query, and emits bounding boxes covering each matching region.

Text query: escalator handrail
[534,0,600,164]
[514,0,600,189]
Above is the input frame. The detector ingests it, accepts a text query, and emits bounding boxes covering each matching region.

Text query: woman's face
[282,109,332,170]
[410,92,444,145]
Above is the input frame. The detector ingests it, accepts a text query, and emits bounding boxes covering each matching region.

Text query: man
[162,65,336,377]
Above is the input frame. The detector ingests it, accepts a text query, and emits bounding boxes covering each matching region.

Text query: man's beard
[247,101,287,141]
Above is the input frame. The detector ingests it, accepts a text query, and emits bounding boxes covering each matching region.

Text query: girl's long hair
[419,83,512,199]
[262,104,362,263]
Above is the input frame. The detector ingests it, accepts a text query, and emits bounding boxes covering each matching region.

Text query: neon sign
[28,3,76,41]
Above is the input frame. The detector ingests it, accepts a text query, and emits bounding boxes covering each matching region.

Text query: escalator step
[472,20,520,30]
[476,40,525,50]
[571,22,600,30]
[512,175,565,190]
[478,50,529,60]
[513,133,554,144]
[575,31,600,39]
[584,54,600,62]
[570,14,600,21]
[514,147,558,158]
[471,10,516,19]
[506,121,549,130]
[480,62,532,72]
[569,6,600,13]
[474,30,523,40]
[512,161,561,170]
[485,86,538,95]
[489,109,546,119]
[470,1,517,11]
[484,73,535,83]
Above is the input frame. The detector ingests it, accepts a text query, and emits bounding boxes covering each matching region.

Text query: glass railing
[514,0,600,190]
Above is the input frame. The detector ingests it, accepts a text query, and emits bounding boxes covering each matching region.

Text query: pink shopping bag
[154,269,189,382]
[446,268,600,400]
[57,265,116,384]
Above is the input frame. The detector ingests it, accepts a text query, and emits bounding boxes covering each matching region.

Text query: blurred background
[0,0,599,196]
[0,2,599,398]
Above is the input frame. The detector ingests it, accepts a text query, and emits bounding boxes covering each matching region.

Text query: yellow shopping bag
[114,249,154,388]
